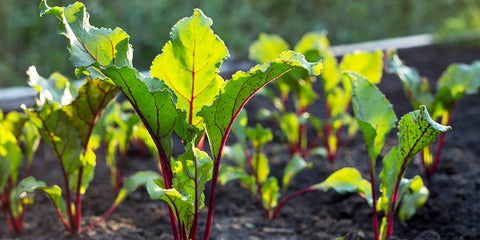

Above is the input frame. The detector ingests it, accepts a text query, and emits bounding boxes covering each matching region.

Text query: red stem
[272,187,316,219]
[74,166,84,233]
[368,159,379,240]
[426,104,455,178]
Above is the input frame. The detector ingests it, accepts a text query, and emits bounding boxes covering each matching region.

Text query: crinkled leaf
[249,33,290,63]
[313,167,372,204]
[282,155,311,192]
[398,105,451,163]
[62,78,118,148]
[114,171,162,205]
[40,1,132,68]
[25,103,83,175]
[261,176,280,211]
[379,106,450,214]
[385,50,433,108]
[348,72,397,163]
[27,66,76,106]
[173,144,213,211]
[199,51,322,161]
[151,9,229,127]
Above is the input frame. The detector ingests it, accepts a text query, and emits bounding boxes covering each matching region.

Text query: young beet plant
[220,110,313,219]
[98,101,155,191]
[385,50,480,177]
[21,66,158,234]
[0,110,41,234]
[40,1,322,239]
[341,72,451,239]
[249,32,383,162]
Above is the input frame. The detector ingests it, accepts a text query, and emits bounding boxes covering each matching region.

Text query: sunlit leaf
[282,155,310,192]
[40,1,132,68]
[250,33,290,63]
[151,9,229,126]
[199,51,322,161]
[348,71,397,163]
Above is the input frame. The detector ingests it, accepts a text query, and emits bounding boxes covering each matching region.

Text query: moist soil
[1,44,480,240]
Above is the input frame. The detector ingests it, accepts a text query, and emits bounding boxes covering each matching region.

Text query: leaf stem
[272,186,316,219]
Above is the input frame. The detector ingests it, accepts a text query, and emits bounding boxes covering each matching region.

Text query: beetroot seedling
[347,71,450,240]
[385,50,480,177]
[250,32,383,162]
[0,110,41,234]
[40,2,322,239]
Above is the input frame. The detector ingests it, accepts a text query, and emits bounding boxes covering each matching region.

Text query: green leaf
[222,143,246,169]
[282,155,311,192]
[379,106,450,214]
[261,176,280,211]
[293,31,330,62]
[252,153,270,184]
[101,66,179,158]
[148,144,213,237]
[398,176,429,221]
[114,171,162,205]
[218,166,250,185]
[21,121,41,168]
[150,9,229,126]
[313,167,371,203]
[26,66,77,107]
[279,113,300,146]
[40,1,132,68]
[15,176,47,200]
[398,105,451,163]
[249,33,290,63]
[385,50,433,108]
[246,124,273,149]
[348,71,397,163]
[433,61,480,117]
[25,103,83,175]
[339,50,383,84]
[199,51,322,161]
[62,78,118,148]
[0,126,22,189]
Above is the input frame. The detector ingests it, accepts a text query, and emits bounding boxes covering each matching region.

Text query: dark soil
[1,44,480,240]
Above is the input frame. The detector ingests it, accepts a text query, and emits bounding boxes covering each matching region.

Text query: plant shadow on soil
[1,44,479,240]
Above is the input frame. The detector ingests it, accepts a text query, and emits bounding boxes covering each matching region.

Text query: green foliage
[23,63,118,233]
[220,111,314,219]
[249,32,383,161]
[313,167,371,203]
[385,49,480,177]
[0,109,41,233]
[41,2,322,238]
[349,72,451,240]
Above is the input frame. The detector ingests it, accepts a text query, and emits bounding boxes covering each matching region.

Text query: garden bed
[1,44,479,240]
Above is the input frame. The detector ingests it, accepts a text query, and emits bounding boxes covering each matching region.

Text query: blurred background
[2,0,480,87]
